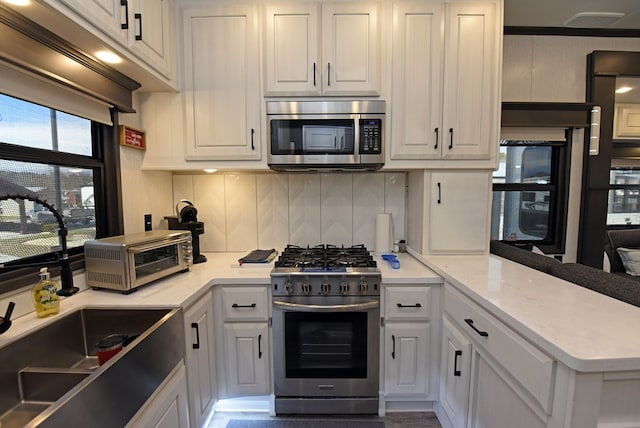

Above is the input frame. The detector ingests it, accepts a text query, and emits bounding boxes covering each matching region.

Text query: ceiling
[504,0,640,30]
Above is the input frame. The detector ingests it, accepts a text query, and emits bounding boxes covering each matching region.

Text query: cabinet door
[264,3,321,96]
[126,364,190,428]
[384,322,430,396]
[321,2,379,96]
[127,0,175,79]
[442,2,499,160]
[439,317,471,428]
[390,2,443,160]
[58,0,126,43]
[224,322,269,396]
[182,4,262,160]
[184,293,216,428]
[429,171,490,253]
[468,350,546,428]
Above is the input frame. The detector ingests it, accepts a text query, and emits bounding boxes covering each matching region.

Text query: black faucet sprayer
[0,194,79,297]
[0,301,15,334]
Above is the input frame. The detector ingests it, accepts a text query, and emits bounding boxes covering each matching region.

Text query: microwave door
[303,126,340,152]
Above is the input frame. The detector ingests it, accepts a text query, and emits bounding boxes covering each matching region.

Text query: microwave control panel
[359,119,382,154]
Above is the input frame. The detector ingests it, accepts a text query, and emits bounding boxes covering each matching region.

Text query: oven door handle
[272,300,379,312]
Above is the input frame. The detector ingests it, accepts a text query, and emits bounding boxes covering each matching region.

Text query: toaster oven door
[129,240,189,287]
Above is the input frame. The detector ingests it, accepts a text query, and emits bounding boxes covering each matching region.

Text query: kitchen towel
[375,213,393,253]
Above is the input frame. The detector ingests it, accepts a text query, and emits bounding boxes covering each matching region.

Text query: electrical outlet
[144,214,152,231]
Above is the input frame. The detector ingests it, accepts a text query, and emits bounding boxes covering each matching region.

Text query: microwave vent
[85,246,122,261]
[86,271,124,286]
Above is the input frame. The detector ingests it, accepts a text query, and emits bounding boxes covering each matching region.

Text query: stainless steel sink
[0,306,185,428]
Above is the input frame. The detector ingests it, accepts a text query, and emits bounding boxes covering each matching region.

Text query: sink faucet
[0,194,79,296]
[0,301,15,334]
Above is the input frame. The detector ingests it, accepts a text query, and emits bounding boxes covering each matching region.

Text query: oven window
[134,244,179,279]
[284,312,368,379]
[270,119,355,155]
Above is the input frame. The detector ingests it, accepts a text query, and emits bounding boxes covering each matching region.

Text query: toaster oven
[84,230,192,293]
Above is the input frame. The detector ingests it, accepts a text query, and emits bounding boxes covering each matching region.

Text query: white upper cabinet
[390,1,501,163]
[55,0,176,82]
[264,2,380,96]
[182,3,262,161]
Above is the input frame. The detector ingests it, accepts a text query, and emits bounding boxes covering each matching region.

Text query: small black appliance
[165,200,207,264]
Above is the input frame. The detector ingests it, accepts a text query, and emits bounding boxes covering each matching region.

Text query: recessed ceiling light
[563,12,625,28]
[2,0,31,6]
[203,169,218,173]
[95,50,122,64]
[616,86,633,94]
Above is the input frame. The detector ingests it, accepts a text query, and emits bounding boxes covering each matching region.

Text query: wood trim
[502,102,594,128]
[590,51,640,76]
[505,26,640,38]
[0,4,139,112]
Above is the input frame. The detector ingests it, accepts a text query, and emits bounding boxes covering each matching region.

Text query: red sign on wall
[119,125,146,150]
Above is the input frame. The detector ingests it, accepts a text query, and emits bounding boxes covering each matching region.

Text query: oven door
[272,296,380,398]
[127,239,189,288]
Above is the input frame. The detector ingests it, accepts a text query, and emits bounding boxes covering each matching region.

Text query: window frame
[0,105,123,293]
[492,130,571,254]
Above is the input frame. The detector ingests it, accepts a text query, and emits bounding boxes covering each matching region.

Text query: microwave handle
[129,237,187,254]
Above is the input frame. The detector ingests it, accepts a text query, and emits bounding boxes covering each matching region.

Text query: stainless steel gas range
[270,244,381,415]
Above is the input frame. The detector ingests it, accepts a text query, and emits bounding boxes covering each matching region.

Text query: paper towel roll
[375,213,393,253]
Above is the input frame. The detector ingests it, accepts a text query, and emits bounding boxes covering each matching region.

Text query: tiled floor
[207,412,442,428]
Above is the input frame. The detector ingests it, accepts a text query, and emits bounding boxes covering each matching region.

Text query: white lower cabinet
[214,285,271,399]
[126,363,190,428]
[184,292,217,428]
[438,283,554,428]
[383,284,440,405]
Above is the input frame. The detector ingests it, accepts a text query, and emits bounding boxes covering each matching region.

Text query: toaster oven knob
[284,280,294,295]
[321,282,330,295]
[359,279,369,294]
[302,282,312,295]
[340,282,349,295]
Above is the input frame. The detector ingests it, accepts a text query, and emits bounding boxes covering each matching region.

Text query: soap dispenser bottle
[33,267,60,318]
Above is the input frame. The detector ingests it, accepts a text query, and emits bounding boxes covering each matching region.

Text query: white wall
[171,172,406,253]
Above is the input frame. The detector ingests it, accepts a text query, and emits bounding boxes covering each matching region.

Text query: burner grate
[274,244,376,269]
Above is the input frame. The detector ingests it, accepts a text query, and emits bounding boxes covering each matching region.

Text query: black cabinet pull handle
[454,350,462,376]
[120,0,129,29]
[258,334,263,359]
[434,127,439,149]
[251,128,255,150]
[391,334,396,359]
[437,182,442,204]
[313,62,316,86]
[397,303,422,308]
[134,13,142,41]
[464,318,489,337]
[191,322,200,349]
[232,303,257,308]
[448,127,454,149]
[327,62,331,86]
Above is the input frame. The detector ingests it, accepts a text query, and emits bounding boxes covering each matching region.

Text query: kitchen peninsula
[2,251,639,428]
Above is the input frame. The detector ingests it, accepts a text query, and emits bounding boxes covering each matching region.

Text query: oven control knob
[284,280,294,295]
[359,279,369,294]
[340,282,349,295]
[321,283,331,295]
[302,282,312,295]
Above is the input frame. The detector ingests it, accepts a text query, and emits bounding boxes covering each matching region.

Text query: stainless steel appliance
[84,230,192,293]
[267,100,385,171]
[271,244,381,414]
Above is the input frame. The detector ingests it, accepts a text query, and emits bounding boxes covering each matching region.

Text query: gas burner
[274,244,377,270]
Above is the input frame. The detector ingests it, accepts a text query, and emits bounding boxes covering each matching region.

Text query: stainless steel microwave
[267,100,385,171]
[84,230,192,293]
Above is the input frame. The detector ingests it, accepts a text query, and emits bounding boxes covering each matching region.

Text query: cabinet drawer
[220,287,269,321]
[445,284,555,414]
[385,286,432,321]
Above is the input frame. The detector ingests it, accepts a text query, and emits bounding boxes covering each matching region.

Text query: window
[0,93,113,292]
[491,131,569,253]
[607,168,640,226]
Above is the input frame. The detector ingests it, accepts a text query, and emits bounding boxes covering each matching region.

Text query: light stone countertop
[416,251,640,373]
[0,251,439,346]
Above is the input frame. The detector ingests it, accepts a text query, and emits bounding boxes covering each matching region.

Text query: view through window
[608,168,640,226]
[0,94,97,264]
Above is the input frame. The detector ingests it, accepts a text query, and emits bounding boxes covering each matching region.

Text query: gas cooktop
[273,244,377,272]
